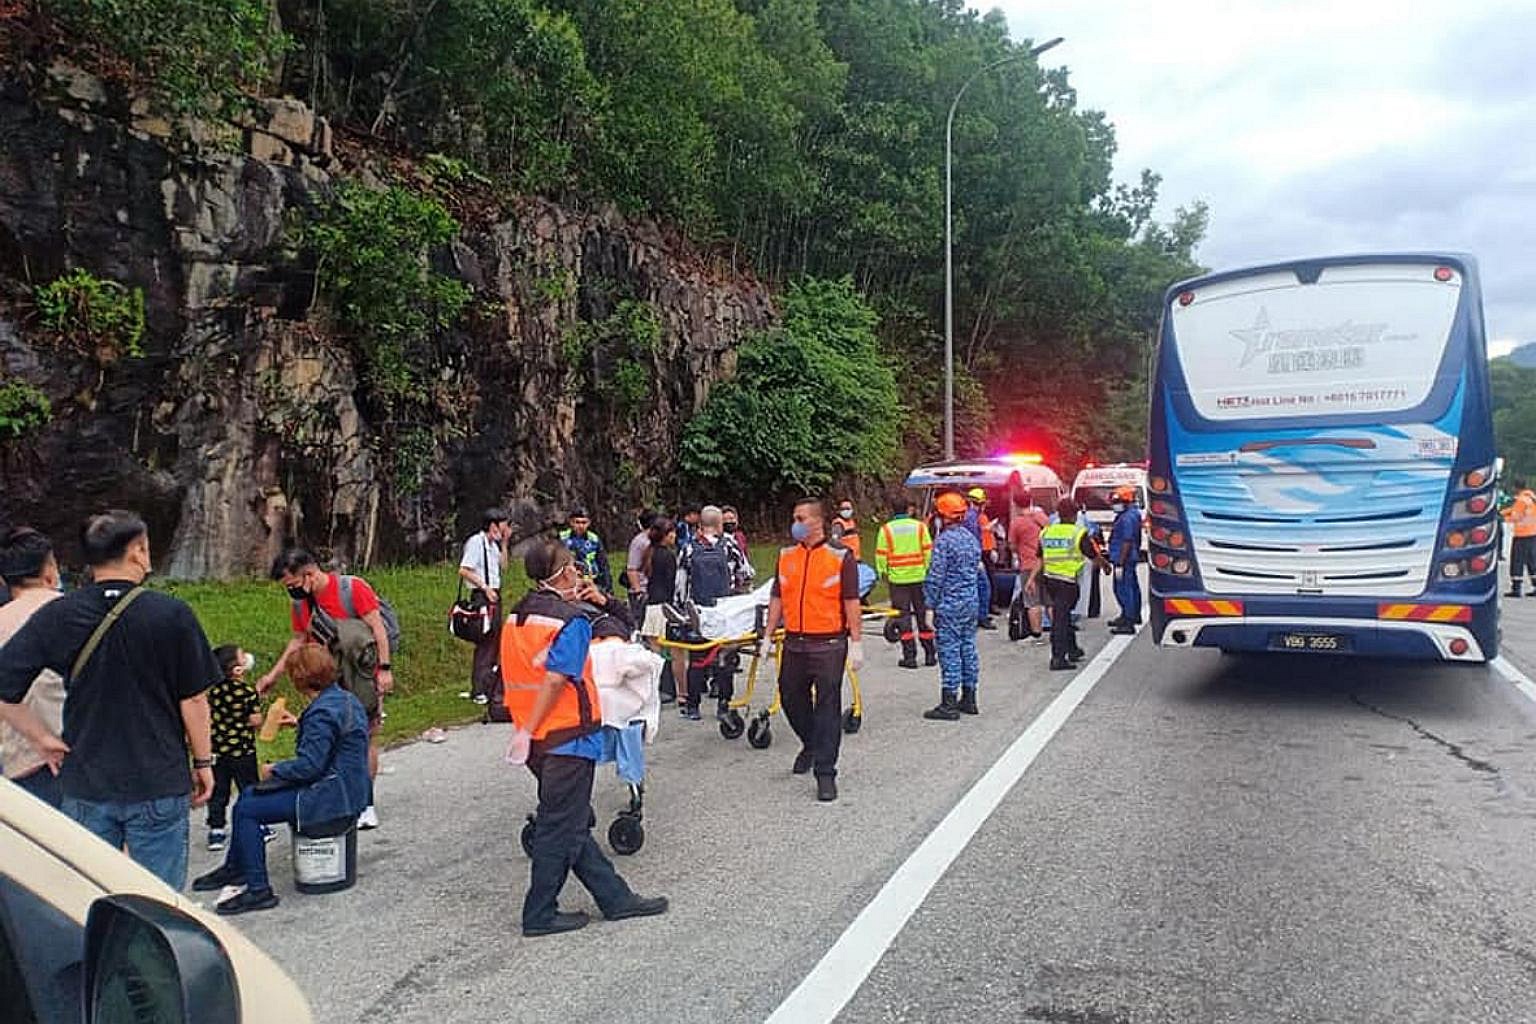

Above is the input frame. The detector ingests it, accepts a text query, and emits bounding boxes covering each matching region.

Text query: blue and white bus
[1148,254,1499,662]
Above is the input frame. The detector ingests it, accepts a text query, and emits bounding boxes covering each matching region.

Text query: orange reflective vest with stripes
[500,591,601,749]
[1505,490,1536,538]
[777,542,854,638]
[876,517,932,585]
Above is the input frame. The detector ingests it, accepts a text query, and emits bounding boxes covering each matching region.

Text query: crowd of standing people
[0,485,1150,934]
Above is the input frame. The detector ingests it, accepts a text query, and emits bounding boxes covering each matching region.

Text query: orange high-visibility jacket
[776,542,856,638]
[1506,490,1536,538]
[500,591,601,749]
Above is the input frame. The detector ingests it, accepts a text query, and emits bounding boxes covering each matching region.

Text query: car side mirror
[83,894,239,1024]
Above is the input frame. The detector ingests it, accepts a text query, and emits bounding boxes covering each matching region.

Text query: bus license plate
[1275,632,1350,652]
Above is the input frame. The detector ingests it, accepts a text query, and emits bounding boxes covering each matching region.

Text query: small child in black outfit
[206,644,266,852]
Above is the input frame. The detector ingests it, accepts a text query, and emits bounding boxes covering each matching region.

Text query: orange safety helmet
[1112,485,1137,503]
[935,492,969,519]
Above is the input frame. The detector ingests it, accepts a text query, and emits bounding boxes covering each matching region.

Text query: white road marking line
[764,633,1138,1024]
[1491,656,1536,707]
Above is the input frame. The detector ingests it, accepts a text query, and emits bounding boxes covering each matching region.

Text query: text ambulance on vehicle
[1071,463,1150,535]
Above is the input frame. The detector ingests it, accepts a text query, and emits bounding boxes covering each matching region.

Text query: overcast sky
[998,0,1536,353]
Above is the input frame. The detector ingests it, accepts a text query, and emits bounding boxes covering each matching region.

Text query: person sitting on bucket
[193,643,370,915]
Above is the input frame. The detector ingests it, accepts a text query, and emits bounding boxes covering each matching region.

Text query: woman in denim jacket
[193,643,370,914]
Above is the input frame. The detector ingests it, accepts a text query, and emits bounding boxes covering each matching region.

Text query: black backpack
[687,536,731,607]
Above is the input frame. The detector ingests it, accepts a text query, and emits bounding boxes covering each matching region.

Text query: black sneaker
[924,652,938,667]
[977,618,998,631]
[957,691,978,715]
[817,776,838,802]
[524,911,590,937]
[215,887,279,916]
[1110,624,1136,635]
[1106,617,1127,629]
[605,896,669,922]
[1068,649,1086,662]
[792,749,814,775]
[192,864,245,893]
[1049,658,1074,671]
[898,657,919,670]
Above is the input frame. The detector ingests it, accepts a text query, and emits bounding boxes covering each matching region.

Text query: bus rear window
[1169,265,1460,422]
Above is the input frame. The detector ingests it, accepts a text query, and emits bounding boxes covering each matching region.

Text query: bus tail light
[1451,491,1495,519]
[1463,466,1492,489]
[1152,552,1172,570]
[1449,638,1470,656]
[1150,498,1179,519]
[1149,475,1170,494]
[1434,266,1455,283]
[1469,524,1491,545]
[1171,558,1191,575]
[1441,563,1463,579]
[1177,290,1195,307]
[1446,531,1466,548]
[1469,554,1491,574]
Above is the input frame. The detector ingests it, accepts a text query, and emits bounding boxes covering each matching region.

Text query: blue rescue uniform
[1108,506,1143,625]
[925,524,982,698]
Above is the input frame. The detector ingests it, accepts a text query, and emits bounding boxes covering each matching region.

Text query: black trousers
[1043,578,1082,662]
[208,751,259,829]
[1512,536,1536,584]
[471,597,503,700]
[779,638,846,778]
[686,646,734,711]
[888,582,933,642]
[523,753,634,929]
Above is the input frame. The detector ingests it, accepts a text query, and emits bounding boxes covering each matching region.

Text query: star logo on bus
[1231,308,1273,367]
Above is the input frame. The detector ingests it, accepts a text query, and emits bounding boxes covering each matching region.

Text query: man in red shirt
[1008,496,1050,643]
[259,549,394,829]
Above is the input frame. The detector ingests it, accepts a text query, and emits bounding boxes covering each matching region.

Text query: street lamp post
[944,36,1063,461]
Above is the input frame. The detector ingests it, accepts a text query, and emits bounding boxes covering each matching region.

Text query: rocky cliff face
[0,64,773,577]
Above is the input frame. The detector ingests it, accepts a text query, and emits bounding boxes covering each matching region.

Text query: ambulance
[904,453,1069,605]
[1070,462,1149,533]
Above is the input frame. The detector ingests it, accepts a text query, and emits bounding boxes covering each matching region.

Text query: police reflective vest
[876,518,932,584]
[777,542,853,637]
[1507,490,1536,538]
[500,590,601,748]
[1040,522,1089,582]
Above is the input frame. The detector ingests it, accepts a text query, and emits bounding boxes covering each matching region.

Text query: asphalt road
[204,580,1536,1024]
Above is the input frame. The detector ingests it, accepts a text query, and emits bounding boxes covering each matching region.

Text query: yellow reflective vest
[876,517,933,584]
[1040,522,1088,582]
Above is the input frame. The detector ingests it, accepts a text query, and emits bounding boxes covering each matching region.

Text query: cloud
[996,0,1536,342]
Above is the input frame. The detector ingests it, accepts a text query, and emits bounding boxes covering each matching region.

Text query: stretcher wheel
[608,814,645,856]
[520,814,536,858]
[842,709,862,734]
[883,618,902,644]
[747,715,773,749]
[719,709,745,739]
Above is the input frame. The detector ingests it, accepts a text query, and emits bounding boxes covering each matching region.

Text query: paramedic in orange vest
[832,500,863,561]
[502,539,668,937]
[761,498,863,803]
[1504,479,1536,597]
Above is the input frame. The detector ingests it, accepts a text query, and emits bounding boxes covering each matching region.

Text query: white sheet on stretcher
[696,582,775,640]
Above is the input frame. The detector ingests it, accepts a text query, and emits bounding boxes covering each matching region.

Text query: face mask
[839,508,853,519]
[723,521,737,532]
[241,652,257,673]
[286,584,308,600]
[791,521,812,542]
[1112,502,1126,513]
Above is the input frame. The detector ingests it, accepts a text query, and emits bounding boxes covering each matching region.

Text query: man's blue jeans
[64,794,191,890]
[225,787,300,892]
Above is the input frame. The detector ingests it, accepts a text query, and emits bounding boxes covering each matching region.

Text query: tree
[682,278,900,501]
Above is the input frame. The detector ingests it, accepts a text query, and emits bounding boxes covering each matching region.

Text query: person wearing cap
[964,489,998,630]
[1028,498,1111,670]
[502,538,668,936]
[831,501,862,562]
[760,498,863,802]
[1106,486,1144,634]
[560,510,611,593]
[923,492,983,720]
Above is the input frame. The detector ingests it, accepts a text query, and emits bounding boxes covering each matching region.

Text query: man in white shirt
[458,508,510,705]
